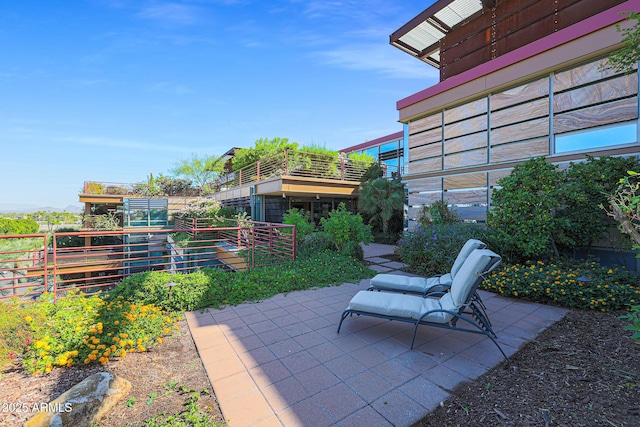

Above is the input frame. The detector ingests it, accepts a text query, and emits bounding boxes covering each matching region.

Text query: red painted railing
[0,222,295,301]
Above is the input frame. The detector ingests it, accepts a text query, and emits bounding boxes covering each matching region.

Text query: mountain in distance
[0,203,83,213]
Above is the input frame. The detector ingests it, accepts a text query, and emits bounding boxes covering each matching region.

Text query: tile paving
[186,243,568,426]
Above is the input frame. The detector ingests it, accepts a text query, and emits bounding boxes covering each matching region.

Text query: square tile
[280,350,320,374]
[324,353,367,381]
[296,365,341,395]
[315,382,367,422]
[345,371,393,403]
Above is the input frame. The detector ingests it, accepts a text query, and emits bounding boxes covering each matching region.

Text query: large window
[555,122,637,154]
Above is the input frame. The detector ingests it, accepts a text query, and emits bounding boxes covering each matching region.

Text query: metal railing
[215,150,375,191]
[0,222,295,301]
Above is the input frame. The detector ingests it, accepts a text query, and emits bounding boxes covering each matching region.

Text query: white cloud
[314,43,437,80]
[56,135,194,153]
[137,2,202,25]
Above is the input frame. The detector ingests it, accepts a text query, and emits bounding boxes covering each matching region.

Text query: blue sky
[0,1,437,210]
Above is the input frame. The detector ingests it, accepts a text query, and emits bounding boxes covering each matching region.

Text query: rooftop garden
[82,137,376,196]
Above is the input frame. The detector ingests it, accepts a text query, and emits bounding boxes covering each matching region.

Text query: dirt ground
[416,309,640,427]
[0,319,225,427]
[1,309,638,427]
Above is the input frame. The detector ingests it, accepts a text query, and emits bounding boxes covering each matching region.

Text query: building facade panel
[553,74,638,113]
[489,170,513,187]
[491,77,550,111]
[444,132,487,155]
[412,142,443,160]
[443,189,488,206]
[491,117,549,146]
[444,148,488,169]
[553,97,638,134]
[444,114,488,140]
[408,177,442,193]
[490,98,549,128]
[408,192,443,206]
[444,172,487,190]
[408,114,442,135]
[409,127,442,148]
[491,138,550,163]
[444,98,488,124]
[553,57,619,92]
[409,157,443,173]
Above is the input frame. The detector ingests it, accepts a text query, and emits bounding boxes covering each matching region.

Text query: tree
[232,138,298,171]
[358,178,404,234]
[603,12,640,74]
[171,154,224,194]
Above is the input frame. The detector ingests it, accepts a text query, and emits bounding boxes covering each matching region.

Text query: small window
[555,122,637,154]
[380,140,400,153]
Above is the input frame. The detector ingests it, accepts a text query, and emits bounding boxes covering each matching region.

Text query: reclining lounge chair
[337,248,509,363]
[368,238,486,295]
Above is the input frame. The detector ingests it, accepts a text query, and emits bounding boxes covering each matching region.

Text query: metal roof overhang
[390,0,489,68]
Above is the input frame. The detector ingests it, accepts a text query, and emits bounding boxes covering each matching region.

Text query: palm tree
[358,178,404,234]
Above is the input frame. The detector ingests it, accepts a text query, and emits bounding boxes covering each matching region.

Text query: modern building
[390,0,640,229]
[341,131,406,179]
[209,150,374,224]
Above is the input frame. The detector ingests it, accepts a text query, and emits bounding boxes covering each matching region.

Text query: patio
[186,244,568,426]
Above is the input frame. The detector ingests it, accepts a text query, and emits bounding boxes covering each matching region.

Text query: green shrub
[320,203,373,251]
[0,218,40,235]
[283,208,315,246]
[85,182,104,194]
[372,231,400,245]
[112,251,374,310]
[218,207,237,219]
[482,259,640,311]
[156,176,195,196]
[110,270,223,312]
[418,200,462,227]
[619,305,640,343]
[0,299,42,374]
[487,157,567,261]
[560,155,639,254]
[341,241,364,261]
[298,232,335,258]
[397,223,485,277]
[21,291,180,375]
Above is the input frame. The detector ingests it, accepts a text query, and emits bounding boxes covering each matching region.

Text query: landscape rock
[24,372,131,427]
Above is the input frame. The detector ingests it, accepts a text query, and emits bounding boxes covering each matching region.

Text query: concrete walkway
[186,244,568,426]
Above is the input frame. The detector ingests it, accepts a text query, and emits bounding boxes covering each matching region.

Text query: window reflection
[555,122,637,153]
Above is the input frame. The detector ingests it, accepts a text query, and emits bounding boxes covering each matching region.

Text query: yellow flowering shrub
[21,292,180,375]
[482,260,640,311]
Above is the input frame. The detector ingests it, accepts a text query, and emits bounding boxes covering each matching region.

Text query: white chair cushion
[347,291,454,323]
[449,249,496,307]
[369,274,442,293]
[450,239,486,280]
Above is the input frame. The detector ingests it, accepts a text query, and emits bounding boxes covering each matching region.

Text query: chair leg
[337,311,350,333]
[410,323,420,349]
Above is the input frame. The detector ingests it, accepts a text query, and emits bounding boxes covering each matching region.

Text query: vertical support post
[257,161,261,182]
[292,225,296,260]
[284,151,289,175]
[43,234,48,296]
